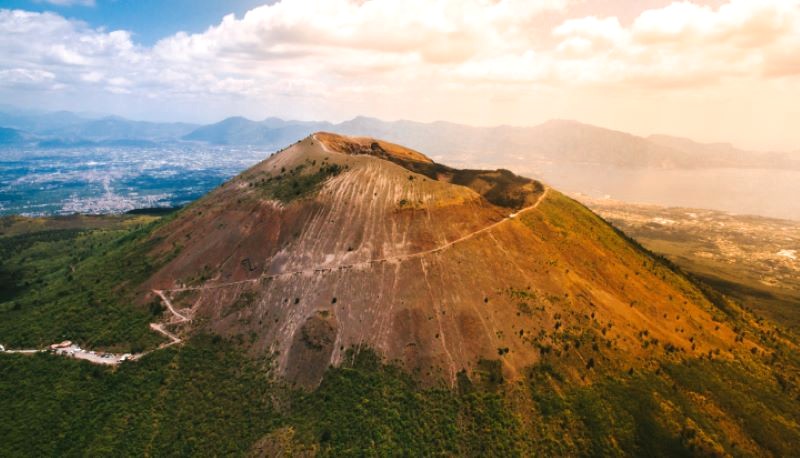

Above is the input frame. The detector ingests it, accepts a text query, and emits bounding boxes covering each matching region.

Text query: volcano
[143,133,748,388]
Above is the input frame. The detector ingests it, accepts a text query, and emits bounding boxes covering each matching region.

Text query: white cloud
[152,0,567,65]
[0,68,55,86]
[4,1,799,98]
[0,1,799,148]
[80,70,103,82]
[549,0,800,86]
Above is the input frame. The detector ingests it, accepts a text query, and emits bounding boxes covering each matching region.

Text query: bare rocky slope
[142,133,762,388]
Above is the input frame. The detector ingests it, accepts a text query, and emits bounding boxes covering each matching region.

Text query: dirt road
[0,288,191,365]
[2,136,549,364]
[162,186,550,294]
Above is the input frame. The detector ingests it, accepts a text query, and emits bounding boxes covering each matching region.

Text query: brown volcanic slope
[143,133,752,387]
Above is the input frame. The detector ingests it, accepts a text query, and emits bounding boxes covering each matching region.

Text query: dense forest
[1,216,799,456]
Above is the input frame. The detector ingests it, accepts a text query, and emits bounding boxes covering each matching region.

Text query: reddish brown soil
[142,133,750,387]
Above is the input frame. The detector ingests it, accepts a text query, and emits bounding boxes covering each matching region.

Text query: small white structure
[49,340,72,350]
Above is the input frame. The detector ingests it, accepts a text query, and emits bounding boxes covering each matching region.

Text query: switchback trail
[130,289,192,356]
[153,289,190,322]
[2,135,549,364]
[0,288,190,365]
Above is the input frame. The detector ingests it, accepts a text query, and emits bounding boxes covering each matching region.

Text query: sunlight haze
[1,0,799,151]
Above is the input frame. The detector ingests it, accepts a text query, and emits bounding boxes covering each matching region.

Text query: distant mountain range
[0,127,26,144]
[0,110,198,145]
[0,108,797,170]
[4,132,792,456]
[182,116,332,146]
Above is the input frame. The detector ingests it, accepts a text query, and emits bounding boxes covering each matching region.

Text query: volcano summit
[3,133,799,456]
[143,133,748,388]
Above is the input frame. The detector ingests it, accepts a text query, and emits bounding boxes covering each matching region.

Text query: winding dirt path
[0,289,191,365]
[314,133,333,153]
[162,186,550,294]
[153,289,190,322]
[133,289,192,356]
[148,323,181,346]
[2,135,548,364]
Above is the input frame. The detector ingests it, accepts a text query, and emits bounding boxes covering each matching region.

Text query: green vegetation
[0,219,535,455]
[0,343,533,457]
[526,357,800,457]
[290,349,461,455]
[0,216,177,351]
[0,335,278,457]
[296,354,792,455]
[665,359,800,456]
[507,287,544,317]
[253,162,343,203]
[2,199,799,456]
[524,192,764,333]
[4,337,798,456]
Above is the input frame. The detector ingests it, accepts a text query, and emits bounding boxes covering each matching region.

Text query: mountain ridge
[2,132,799,456]
[1,107,796,170]
[138,132,760,388]
[0,126,26,145]
[181,115,799,170]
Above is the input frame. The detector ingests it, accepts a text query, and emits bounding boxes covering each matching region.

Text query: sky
[0,0,799,151]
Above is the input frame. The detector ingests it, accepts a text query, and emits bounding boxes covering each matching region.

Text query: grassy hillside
[143,134,760,390]
[1,335,278,457]
[1,216,798,456]
[584,199,800,331]
[2,142,799,455]
[3,333,799,456]
[0,215,178,352]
